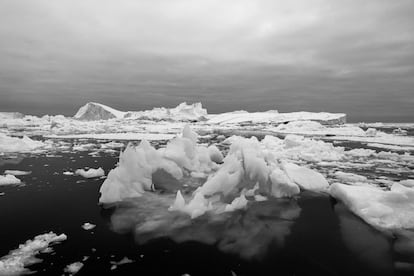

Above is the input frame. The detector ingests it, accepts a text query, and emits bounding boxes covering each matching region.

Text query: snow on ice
[0,232,67,275]
[329,183,414,230]
[0,174,22,186]
[0,133,45,153]
[75,168,105,178]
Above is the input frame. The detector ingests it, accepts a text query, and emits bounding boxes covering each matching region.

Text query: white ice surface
[46,132,176,141]
[329,183,414,230]
[81,223,96,231]
[3,170,31,176]
[64,262,84,275]
[0,232,67,276]
[75,168,105,178]
[0,174,21,186]
[0,133,45,153]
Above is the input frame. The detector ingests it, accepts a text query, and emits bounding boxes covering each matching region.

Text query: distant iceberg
[74,102,126,121]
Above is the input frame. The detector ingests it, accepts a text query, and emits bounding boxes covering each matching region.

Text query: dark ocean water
[0,138,413,276]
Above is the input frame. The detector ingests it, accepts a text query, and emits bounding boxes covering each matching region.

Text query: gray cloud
[0,0,413,121]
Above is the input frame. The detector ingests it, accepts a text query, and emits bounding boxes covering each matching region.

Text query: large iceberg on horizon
[74,102,126,121]
[125,102,208,121]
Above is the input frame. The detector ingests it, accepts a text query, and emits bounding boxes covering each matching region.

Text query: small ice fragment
[64,262,83,275]
[75,167,105,178]
[81,223,96,231]
[110,257,134,270]
[63,171,74,176]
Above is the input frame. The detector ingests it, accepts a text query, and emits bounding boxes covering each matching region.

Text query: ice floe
[81,223,96,231]
[329,183,414,230]
[75,168,105,178]
[64,262,83,275]
[3,170,31,176]
[0,232,67,275]
[0,174,21,186]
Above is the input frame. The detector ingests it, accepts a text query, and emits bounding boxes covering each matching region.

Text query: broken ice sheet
[108,192,301,260]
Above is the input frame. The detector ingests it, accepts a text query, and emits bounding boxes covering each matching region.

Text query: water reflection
[335,203,394,275]
[109,193,301,260]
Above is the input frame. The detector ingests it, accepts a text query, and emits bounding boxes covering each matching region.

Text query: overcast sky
[0,0,413,121]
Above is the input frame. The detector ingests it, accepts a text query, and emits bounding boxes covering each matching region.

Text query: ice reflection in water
[335,204,394,275]
[110,192,301,260]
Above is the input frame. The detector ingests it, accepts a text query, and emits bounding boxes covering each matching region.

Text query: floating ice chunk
[81,223,96,231]
[329,183,414,230]
[334,171,367,183]
[269,168,300,197]
[0,232,67,276]
[63,171,74,176]
[224,194,248,212]
[75,168,105,178]
[64,262,84,275]
[3,170,31,176]
[110,257,134,270]
[283,162,329,191]
[0,174,21,186]
[0,133,45,153]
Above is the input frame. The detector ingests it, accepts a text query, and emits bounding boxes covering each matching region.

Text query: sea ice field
[0,102,413,276]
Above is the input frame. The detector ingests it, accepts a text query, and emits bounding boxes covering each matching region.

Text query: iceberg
[208,111,346,125]
[74,102,126,121]
[99,125,219,204]
[125,102,207,121]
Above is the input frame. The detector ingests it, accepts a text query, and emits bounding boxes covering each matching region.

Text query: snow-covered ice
[75,168,105,178]
[0,232,67,276]
[329,183,414,230]
[0,133,45,153]
[0,174,22,186]
[3,170,31,176]
[74,102,126,120]
[81,223,96,230]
